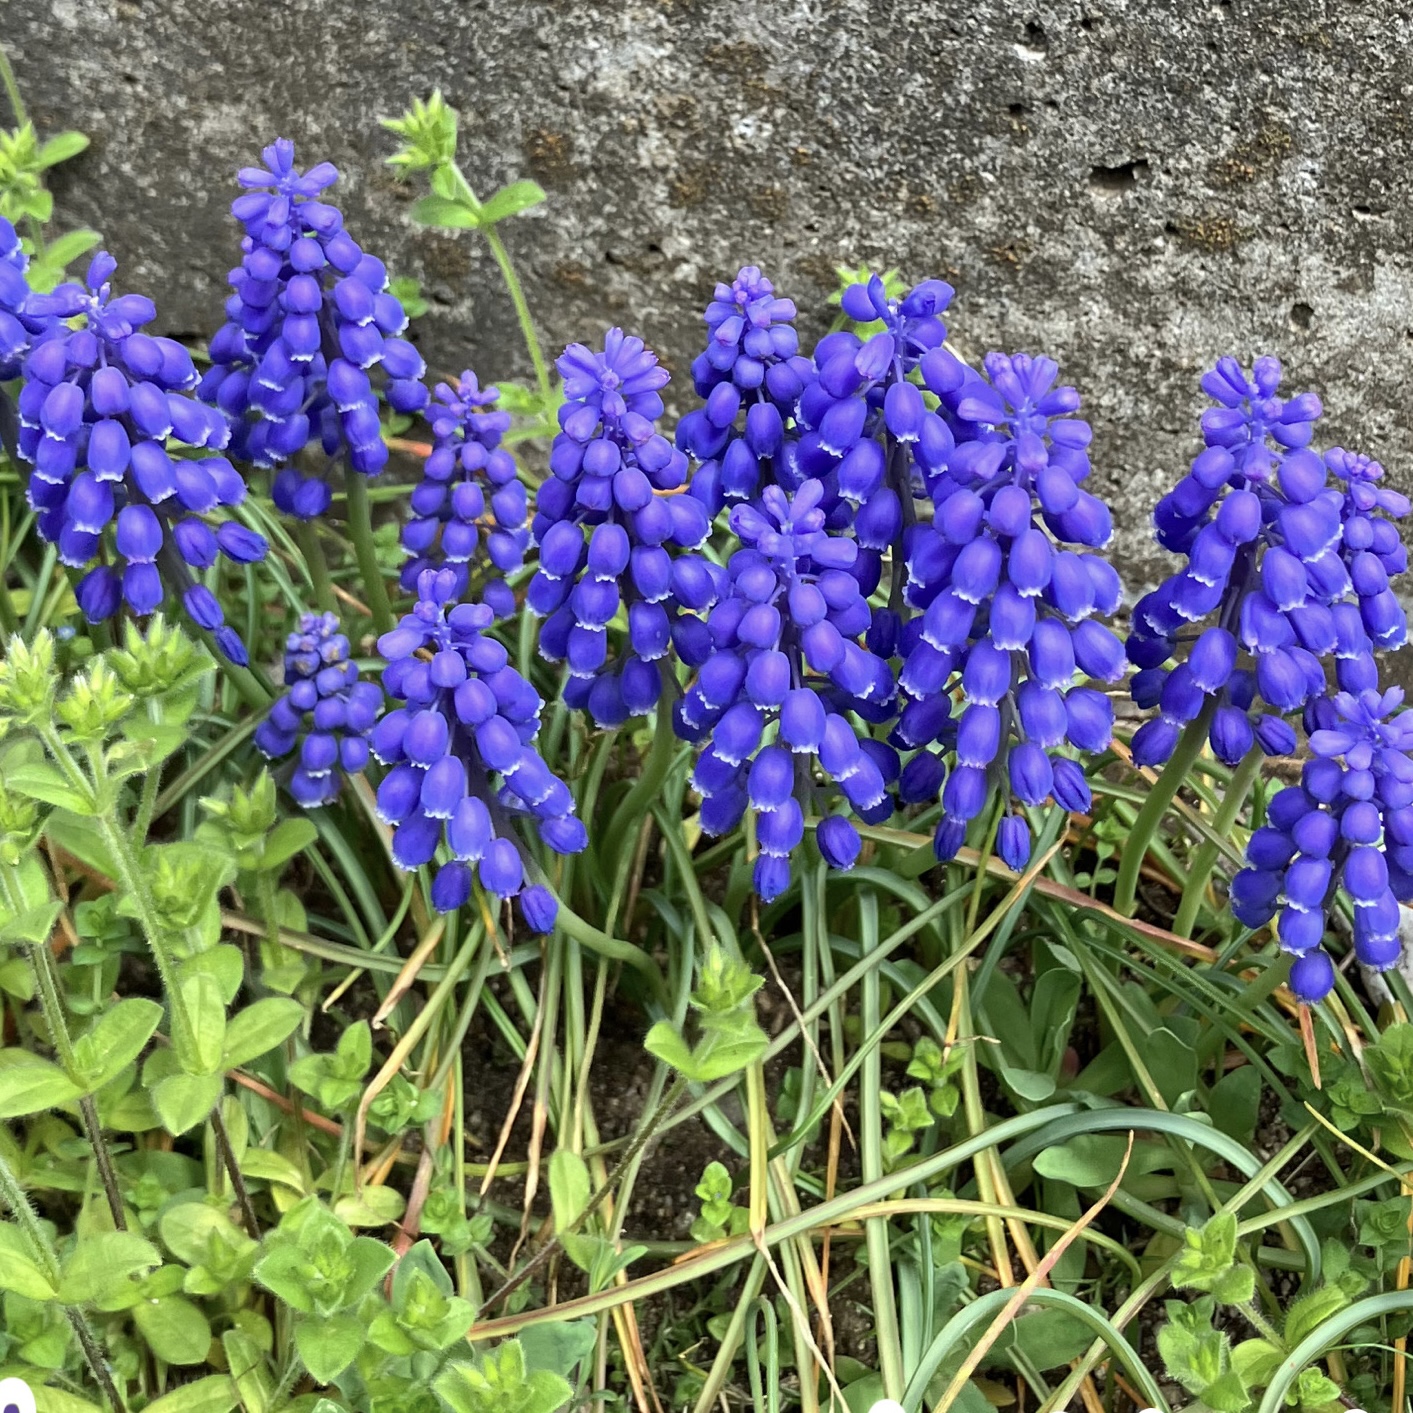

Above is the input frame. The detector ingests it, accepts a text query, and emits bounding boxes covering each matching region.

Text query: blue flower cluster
[0,216,43,381]
[16,252,264,662]
[400,371,527,616]
[529,330,717,726]
[898,352,1123,868]
[1127,357,1344,767]
[674,480,895,901]
[677,266,810,515]
[1232,687,1413,1002]
[255,612,382,806]
[1327,447,1409,651]
[791,275,956,575]
[199,140,428,520]
[371,568,585,927]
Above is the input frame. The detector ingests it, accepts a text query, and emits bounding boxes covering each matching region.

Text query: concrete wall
[8,0,1411,585]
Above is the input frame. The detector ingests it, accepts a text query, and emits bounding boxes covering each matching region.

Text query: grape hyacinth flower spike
[1127,356,1336,768]
[1326,446,1409,651]
[1232,685,1413,1003]
[677,266,812,514]
[898,352,1123,871]
[400,369,528,616]
[529,328,718,726]
[790,273,957,601]
[16,251,265,662]
[674,478,897,902]
[371,567,586,928]
[255,613,383,806]
[200,138,428,519]
[0,215,44,383]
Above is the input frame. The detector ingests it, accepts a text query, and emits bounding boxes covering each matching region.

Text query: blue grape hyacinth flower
[529,329,719,727]
[371,567,586,927]
[674,478,897,902]
[16,252,265,663]
[678,266,812,515]
[400,370,528,616]
[1127,356,1344,768]
[898,352,1123,871]
[790,275,956,593]
[1231,685,1413,1003]
[255,612,383,806]
[1326,446,1409,650]
[0,215,45,381]
[199,139,428,519]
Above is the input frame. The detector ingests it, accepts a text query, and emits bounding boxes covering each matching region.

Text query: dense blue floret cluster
[0,216,44,381]
[789,276,955,585]
[255,613,382,806]
[897,352,1123,869]
[674,480,896,900]
[1327,447,1409,651]
[400,370,528,615]
[677,267,810,516]
[371,568,585,928]
[16,252,264,662]
[199,140,428,520]
[1232,687,1413,1002]
[1127,357,1344,767]
[528,330,718,727]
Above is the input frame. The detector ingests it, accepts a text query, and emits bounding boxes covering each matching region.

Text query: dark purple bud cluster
[400,370,528,616]
[1127,357,1358,768]
[529,330,718,727]
[673,480,895,901]
[898,352,1123,869]
[676,266,811,515]
[255,612,382,806]
[371,568,585,928]
[1233,687,1413,1002]
[16,252,264,663]
[199,140,428,520]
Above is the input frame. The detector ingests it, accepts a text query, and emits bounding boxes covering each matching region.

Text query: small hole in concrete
[1089,159,1149,193]
[1290,301,1314,330]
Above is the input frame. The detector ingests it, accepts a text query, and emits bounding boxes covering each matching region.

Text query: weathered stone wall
[9,0,1412,585]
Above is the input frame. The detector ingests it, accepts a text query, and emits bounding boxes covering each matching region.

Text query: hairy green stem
[296,520,338,615]
[0,858,126,1230]
[210,1103,260,1238]
[343,472,394,636]
[0,1145,125,1408]
[92,807,197,1055]
[1113,698,1219,917]
[1172,741,1265,937]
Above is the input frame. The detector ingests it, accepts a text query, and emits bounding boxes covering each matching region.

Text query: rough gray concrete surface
[7,0,1412,587]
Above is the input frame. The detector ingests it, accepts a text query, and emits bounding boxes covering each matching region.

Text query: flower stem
[210,1102,260,1237]
[1172,741,1266,938]
[0,1147,125,1409]
[296,520,338,616]
[482,225,552,405]
[0,858,127,1230]
[446,161,551,404]
[1112,698,1218,918]
[343,472,394,637]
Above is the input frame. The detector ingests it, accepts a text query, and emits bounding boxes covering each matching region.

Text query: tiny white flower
[0,1377,36,1413]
